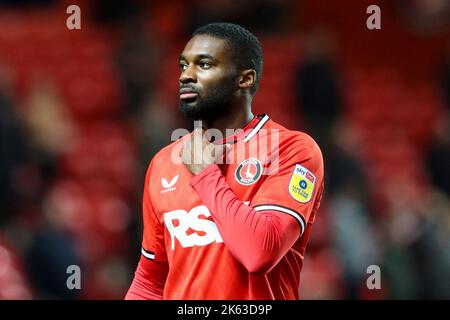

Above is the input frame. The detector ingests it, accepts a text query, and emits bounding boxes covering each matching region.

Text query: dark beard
[179,81,236,120]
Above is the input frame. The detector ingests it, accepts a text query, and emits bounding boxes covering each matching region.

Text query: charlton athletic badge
[235,158,262,185]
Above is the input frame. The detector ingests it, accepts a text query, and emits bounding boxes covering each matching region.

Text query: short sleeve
[141,159,167,263]
[250,136,324,236]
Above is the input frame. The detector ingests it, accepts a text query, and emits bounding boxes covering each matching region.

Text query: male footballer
[126,22,324,299]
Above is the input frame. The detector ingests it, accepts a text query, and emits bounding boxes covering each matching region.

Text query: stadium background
[0,0,449,299]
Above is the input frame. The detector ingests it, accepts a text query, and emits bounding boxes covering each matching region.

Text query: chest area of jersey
[152,158,267,251]
[155,155,267,208]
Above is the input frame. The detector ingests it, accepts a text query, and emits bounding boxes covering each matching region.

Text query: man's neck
[200,107,254,139]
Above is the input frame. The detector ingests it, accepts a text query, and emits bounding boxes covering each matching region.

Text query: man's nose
[179,65,197,84]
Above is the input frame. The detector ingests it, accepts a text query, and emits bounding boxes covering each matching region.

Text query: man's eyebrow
[196,54,215,60]
[179,53,216,62]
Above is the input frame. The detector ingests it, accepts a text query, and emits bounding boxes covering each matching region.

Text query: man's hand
[180,128,227,175]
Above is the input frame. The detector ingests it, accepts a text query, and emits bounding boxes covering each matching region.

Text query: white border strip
[141,248,155,260]
[243,114,270,142]
[254,204,305,235]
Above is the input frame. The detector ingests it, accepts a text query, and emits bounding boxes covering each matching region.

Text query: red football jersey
[140,114,324,299]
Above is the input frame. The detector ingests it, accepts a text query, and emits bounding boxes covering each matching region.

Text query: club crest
[235,158,262,185]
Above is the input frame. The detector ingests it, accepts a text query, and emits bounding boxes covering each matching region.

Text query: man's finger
[181,135,193,164]
[203,143,216,165]
[213,143,231,164]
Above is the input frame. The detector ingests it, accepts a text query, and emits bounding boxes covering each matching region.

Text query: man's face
[178,35,238,120]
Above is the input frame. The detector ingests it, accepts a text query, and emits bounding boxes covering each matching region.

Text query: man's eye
[179,63,188,71]
[200,62,212,69]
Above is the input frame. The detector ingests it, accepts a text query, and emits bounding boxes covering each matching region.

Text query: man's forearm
[190,164,300,274]
[125,256,167,300]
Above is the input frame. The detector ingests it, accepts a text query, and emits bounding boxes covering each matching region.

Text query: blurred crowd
[0,0,449,299]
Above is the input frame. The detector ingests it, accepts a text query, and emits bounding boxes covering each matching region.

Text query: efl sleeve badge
[288,164,316,203]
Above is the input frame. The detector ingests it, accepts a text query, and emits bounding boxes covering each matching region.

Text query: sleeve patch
[288,164,316,203]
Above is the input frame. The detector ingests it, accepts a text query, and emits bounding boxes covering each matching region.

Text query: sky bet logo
[296,166,315,183]
[289,164,316,203]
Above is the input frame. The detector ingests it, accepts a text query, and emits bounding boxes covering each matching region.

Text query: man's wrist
[190,164,220,186]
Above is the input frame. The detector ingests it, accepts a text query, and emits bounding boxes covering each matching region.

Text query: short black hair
[192,22,263,95]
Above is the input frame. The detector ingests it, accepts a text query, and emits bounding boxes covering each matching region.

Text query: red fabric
[125,256,168,300]
[189,164,300,273]
[126,116,324,299]
[125,164,300,299]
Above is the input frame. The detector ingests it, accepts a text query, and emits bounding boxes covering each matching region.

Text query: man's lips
[179,88,199,100]
[180,92,198,100]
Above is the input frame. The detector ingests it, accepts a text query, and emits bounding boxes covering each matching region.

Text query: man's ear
[238,69,256,91]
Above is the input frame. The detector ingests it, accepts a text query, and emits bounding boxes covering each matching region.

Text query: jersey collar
[217,114,270,145]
